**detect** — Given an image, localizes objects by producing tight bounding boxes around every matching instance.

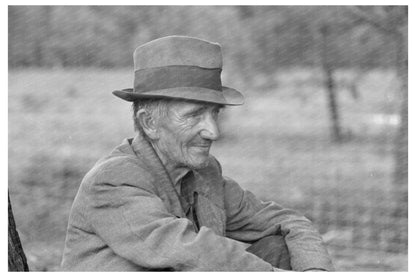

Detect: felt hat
[112,36,244,105]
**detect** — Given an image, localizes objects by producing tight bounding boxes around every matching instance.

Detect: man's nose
[200,114,220,141]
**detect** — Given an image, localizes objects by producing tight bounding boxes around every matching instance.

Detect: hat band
[134,65,222,93]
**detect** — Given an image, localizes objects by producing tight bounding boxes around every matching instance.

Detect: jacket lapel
[188,171,226,236]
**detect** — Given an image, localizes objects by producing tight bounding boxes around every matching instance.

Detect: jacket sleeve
[86,179,277,271]
[223,177,335,271]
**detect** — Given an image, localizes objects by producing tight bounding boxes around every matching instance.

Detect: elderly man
[61,36,334,271]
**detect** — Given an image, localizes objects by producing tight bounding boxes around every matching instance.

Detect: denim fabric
[61,134,334,271]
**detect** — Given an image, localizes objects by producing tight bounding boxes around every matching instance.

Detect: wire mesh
[8,5,407,271]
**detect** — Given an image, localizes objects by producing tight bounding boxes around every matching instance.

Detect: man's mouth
[194,144,210,149]
[191,143,211,151]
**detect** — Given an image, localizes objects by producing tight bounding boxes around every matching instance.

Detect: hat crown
[133,36,223,70]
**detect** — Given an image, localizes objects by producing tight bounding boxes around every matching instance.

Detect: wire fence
[303,185,407,254]
[8,5,407,271]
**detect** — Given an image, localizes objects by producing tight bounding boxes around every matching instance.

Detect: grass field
[8,68,407,271]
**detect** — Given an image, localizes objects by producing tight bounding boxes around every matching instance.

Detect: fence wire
[8,6,407,271]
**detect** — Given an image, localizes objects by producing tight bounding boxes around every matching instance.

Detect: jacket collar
[129,133,187,218]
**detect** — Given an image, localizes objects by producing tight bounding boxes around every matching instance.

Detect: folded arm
[223,177,335,271]
[87,181,277,271]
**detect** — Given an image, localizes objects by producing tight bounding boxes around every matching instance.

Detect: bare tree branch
[346,6,399,35]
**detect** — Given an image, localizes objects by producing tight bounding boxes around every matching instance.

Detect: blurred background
[8,6,408,271]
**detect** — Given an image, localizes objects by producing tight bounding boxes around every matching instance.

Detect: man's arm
[86,180,277,271]
[223,177,335,271]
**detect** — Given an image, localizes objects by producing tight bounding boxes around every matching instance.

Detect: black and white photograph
[7,4,408,272]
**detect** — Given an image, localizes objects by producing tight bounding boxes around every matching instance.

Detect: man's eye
[212,109,220,118]
[188,109,204,117]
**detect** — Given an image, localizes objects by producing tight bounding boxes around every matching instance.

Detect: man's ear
[137,109,159,140]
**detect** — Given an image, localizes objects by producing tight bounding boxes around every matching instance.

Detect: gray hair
[132,98,172,136]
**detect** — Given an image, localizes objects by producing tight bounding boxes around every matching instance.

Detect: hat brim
[112,86,244,106]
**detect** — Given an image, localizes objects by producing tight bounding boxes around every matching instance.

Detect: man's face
[154,101,222,170]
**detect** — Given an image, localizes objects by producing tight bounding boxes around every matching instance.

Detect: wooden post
[393,30,408,201]
[8,193,29,271]
[319,24,343,143]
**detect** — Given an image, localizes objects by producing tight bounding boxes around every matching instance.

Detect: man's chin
[186,156,210,170]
